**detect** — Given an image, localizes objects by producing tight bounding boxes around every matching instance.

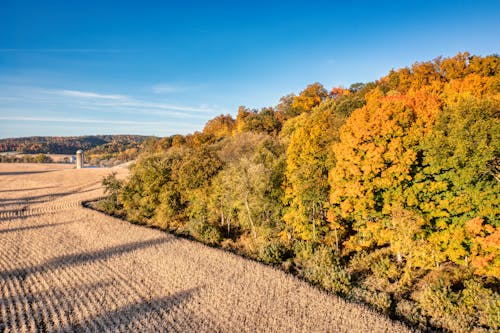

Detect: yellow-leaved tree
[283,101,346,245]
[328,88,441,251]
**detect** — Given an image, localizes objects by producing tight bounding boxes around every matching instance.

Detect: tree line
[0,135,152,166]
[99,53,499,332]
[0,135,150,155]
[0,153,53,163]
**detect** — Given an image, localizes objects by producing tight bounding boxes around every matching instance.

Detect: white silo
[76,149,84,169]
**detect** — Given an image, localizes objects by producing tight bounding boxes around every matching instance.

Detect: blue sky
[1,0,499,138]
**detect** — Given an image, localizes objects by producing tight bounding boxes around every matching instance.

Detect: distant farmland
[0,163,411,332]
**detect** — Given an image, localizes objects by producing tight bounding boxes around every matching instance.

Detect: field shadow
[0,187,100,205]
[0,279,200,332]
[66,287,200,331]
[0,280,122,331]
[0,280,114,309]
[0,186,57,193]
[0,221,72,234]
[0,211,57,222]
[0,170,57,176]
[0,237,172,280]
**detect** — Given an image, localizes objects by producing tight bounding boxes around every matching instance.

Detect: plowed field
[0,163,412,332]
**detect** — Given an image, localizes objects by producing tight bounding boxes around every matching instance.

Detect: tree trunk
[244,197,257,239]
[334,227,339,252]
[312,204,316,241]
[221,203,224,226]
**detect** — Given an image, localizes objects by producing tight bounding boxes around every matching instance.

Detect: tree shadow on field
[65,287,201,332]
[0,211,59,222]
[0,170,57,176]
[0,280,114,311]
[0,187,100,205]
[0,237,172,281]
[0,221,72,234]
[0,186,57,193]
[0,280,198,332]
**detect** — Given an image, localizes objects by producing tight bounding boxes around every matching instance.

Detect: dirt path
[0,163,412,332]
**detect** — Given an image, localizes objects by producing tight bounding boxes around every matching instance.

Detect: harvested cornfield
[0,163,413,332]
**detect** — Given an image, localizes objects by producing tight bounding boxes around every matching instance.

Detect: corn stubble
[0,163,412,332]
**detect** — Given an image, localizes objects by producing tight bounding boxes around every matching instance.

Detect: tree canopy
[99,53,500,332]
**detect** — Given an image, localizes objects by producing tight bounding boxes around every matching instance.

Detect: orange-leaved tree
[328,88,441,251]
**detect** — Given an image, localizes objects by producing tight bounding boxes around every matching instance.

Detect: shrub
[415,268,500,331]
[294,243,351,295]
[394,299,427,329]
[258,240,291,265]
[96,197,122,215]
[349,287,392,314]
[98,172,123,214]
[188,219,222,246]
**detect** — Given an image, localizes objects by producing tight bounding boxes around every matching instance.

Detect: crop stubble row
[0,163,413,332]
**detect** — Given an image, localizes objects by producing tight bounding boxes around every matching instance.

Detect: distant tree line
[0,135,151,155]
[0,153,53,163]
[0,135,153,166]
[98,53,499,332]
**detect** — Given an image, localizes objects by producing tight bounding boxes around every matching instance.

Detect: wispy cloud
[0,116,188,126]
[56,89,127,100]
[47,88,221,113]
[0,85,228,130]
[111,100,217,113]
[152,82,204,94]
[0,48,127,53]
[0,97,18,102]
[152,84,182,94]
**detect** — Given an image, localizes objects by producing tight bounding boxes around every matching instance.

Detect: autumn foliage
[101,53,500,332]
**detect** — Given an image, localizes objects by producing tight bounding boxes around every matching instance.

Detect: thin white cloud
[0,97,18,101]
[50,88,218,113]
[56,89,126,100]
[1,85,227,122]
[109,100,217,113]
[0,48,126,53]
[152,84,181,94]
[152,82,206,95]
[0,116,188,126]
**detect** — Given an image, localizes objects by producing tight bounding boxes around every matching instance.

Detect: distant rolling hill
[0,135,153,155]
